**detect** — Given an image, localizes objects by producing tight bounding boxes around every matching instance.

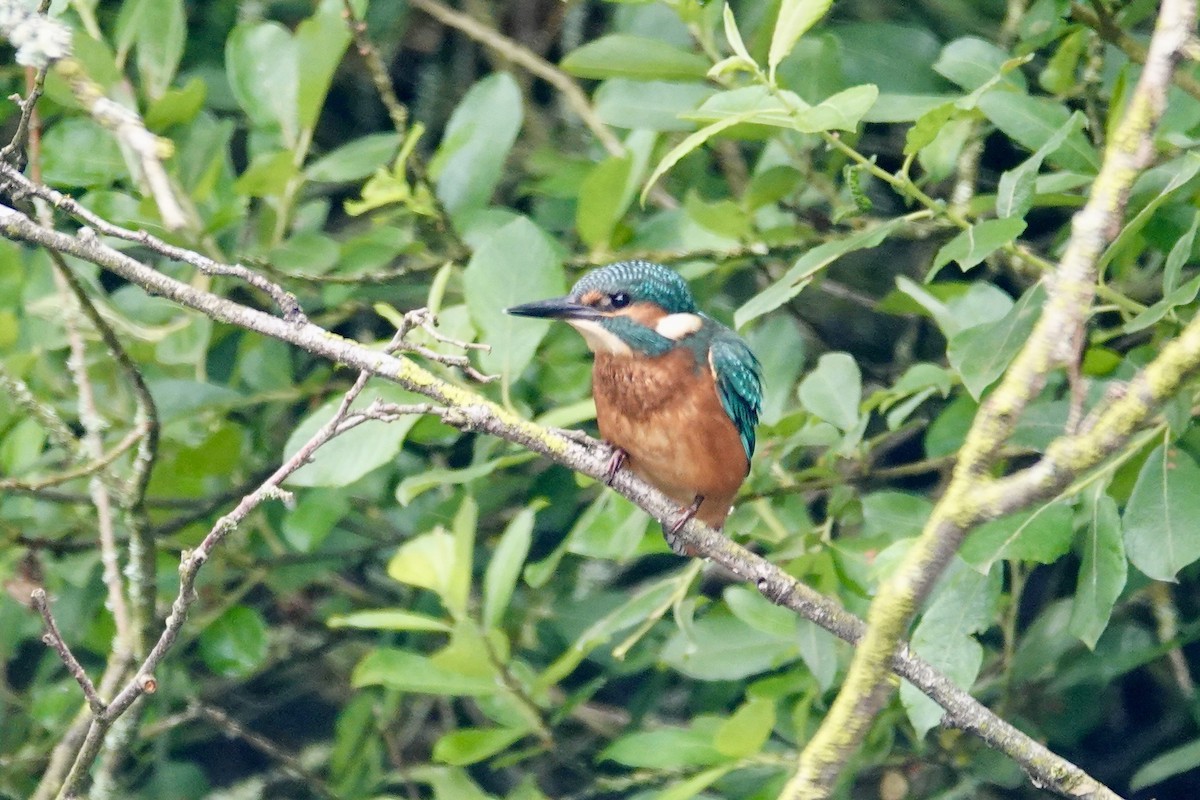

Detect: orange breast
[592,349,748,529]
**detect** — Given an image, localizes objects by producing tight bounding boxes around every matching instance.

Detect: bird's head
[506,261,703,356]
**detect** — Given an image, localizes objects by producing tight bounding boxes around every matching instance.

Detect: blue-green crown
[569,261,697,314]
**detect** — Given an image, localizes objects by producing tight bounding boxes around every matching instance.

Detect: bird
[507,260,762,541]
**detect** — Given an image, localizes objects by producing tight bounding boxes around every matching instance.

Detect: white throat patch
[655,313,703,340]
[567,319,633,356]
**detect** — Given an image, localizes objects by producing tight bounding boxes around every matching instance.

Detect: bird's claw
[603,446,627,485]
[663,495,704,557]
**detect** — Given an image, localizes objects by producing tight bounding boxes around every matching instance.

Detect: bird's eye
[610,292,630,309]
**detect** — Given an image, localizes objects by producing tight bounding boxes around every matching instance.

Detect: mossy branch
[781,1,1198,798]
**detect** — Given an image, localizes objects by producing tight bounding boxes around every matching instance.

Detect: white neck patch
[655,312,703,340]
[567,319,633,356]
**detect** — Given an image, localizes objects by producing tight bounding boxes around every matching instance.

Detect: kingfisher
[507,260,762,536]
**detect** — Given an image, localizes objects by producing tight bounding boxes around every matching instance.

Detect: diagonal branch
[781,1,1198,797]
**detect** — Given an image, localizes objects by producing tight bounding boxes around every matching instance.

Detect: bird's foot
[603,445,627,486]
[663,495,704,557]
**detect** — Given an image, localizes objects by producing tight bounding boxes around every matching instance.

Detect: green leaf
[448,497,478,621]
[1123,444,1200,582]
[465,217,562,380]
[199,605,269,678]
[861,491,932,541]
[1121,273,1200,335]
[294,9,352,133]
[601,722,726,768]
[281,489,348,552]
[1069,487,1127,649]
[1163,210,1200,294]
[433,727,528,766]
[995,112,1086,218]
[133,0,185,99]
[430,73,523,217]
[960,502,1075,573]
[653,767,737,800]
[1100,152,1200,275]
[769,0,833,81]
[798,352,862,432]
[483,508,535,629]
[327,609,453,633]
[662,613,801,681]
[307,133,402,182]
[900,559,998,737]
[561,35,709,81]
[735,216,908,327]
[933,37,1025,92]
[1131,737,1200,792]
[226,21,299,144]
[0,417,47,474]
[641,111,759,206]
[566,490,651,560]
[41,119,125,187]
[282,384,420,488]
[594,79,714,131]
[144,77,207,129]
[387,529,457,603]
[395,454,535,506]
[577,154,635,251]
[686,84,878,133]
[714,696,776,758]
[352,648,501,696]
[930,217,1026,278]
[947,284,1043,399]
[977,92,1099,173]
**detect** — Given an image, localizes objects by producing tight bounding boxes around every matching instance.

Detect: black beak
[505,297,600,321]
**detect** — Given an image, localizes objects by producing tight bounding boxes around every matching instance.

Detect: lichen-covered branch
[781,1,1197,797]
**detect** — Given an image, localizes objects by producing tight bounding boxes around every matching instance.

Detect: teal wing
[707,332,763,460]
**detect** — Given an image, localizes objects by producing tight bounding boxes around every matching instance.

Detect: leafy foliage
[4,1,1200,799]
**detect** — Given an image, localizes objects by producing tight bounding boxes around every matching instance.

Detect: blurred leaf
[41,119,124,186]
[282,489,349,552]
[1122,273,1200,334]
[996,112,1086,218]
[561,35,709,80]
[1069,487,1127,649]
[977,92,1099,173]
[948,284,1043,399]
[934,36,1025,91]
[132,0,185,99]
[1131,738,1200,792]
[396,453,535,505]
[930,218,1026,278]
[283,384,420,488]
[294,9,352,132]
[387,529,457,602]
[861,492,932,541]
[0,417,46,474]
[960,502,1074,573]
[577,154,635,251]
[328,609,453,633]
[483,508,535,629]
[736,216,908,327]
[594,80,715,131]
[662,614,800,680]
[352,648,501,695]
[601,721,726,768]
[307,133,402,182]
[433,727,529,766]
[199,605,269,678]
[226,21,299,143]
[769,0,833,80]
[431,73,523,217]
[464,216,563,380]
[901,560,998,737]
[653,766,737,800]
[1100,153,1200,275]
[714,696,776,757]
[798,352,862,432]
[1123,444,1200,582]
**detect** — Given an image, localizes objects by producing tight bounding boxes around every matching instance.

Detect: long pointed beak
[505,297,601,321]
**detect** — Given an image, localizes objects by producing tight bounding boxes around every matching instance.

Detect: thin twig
[31,589,105,715]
